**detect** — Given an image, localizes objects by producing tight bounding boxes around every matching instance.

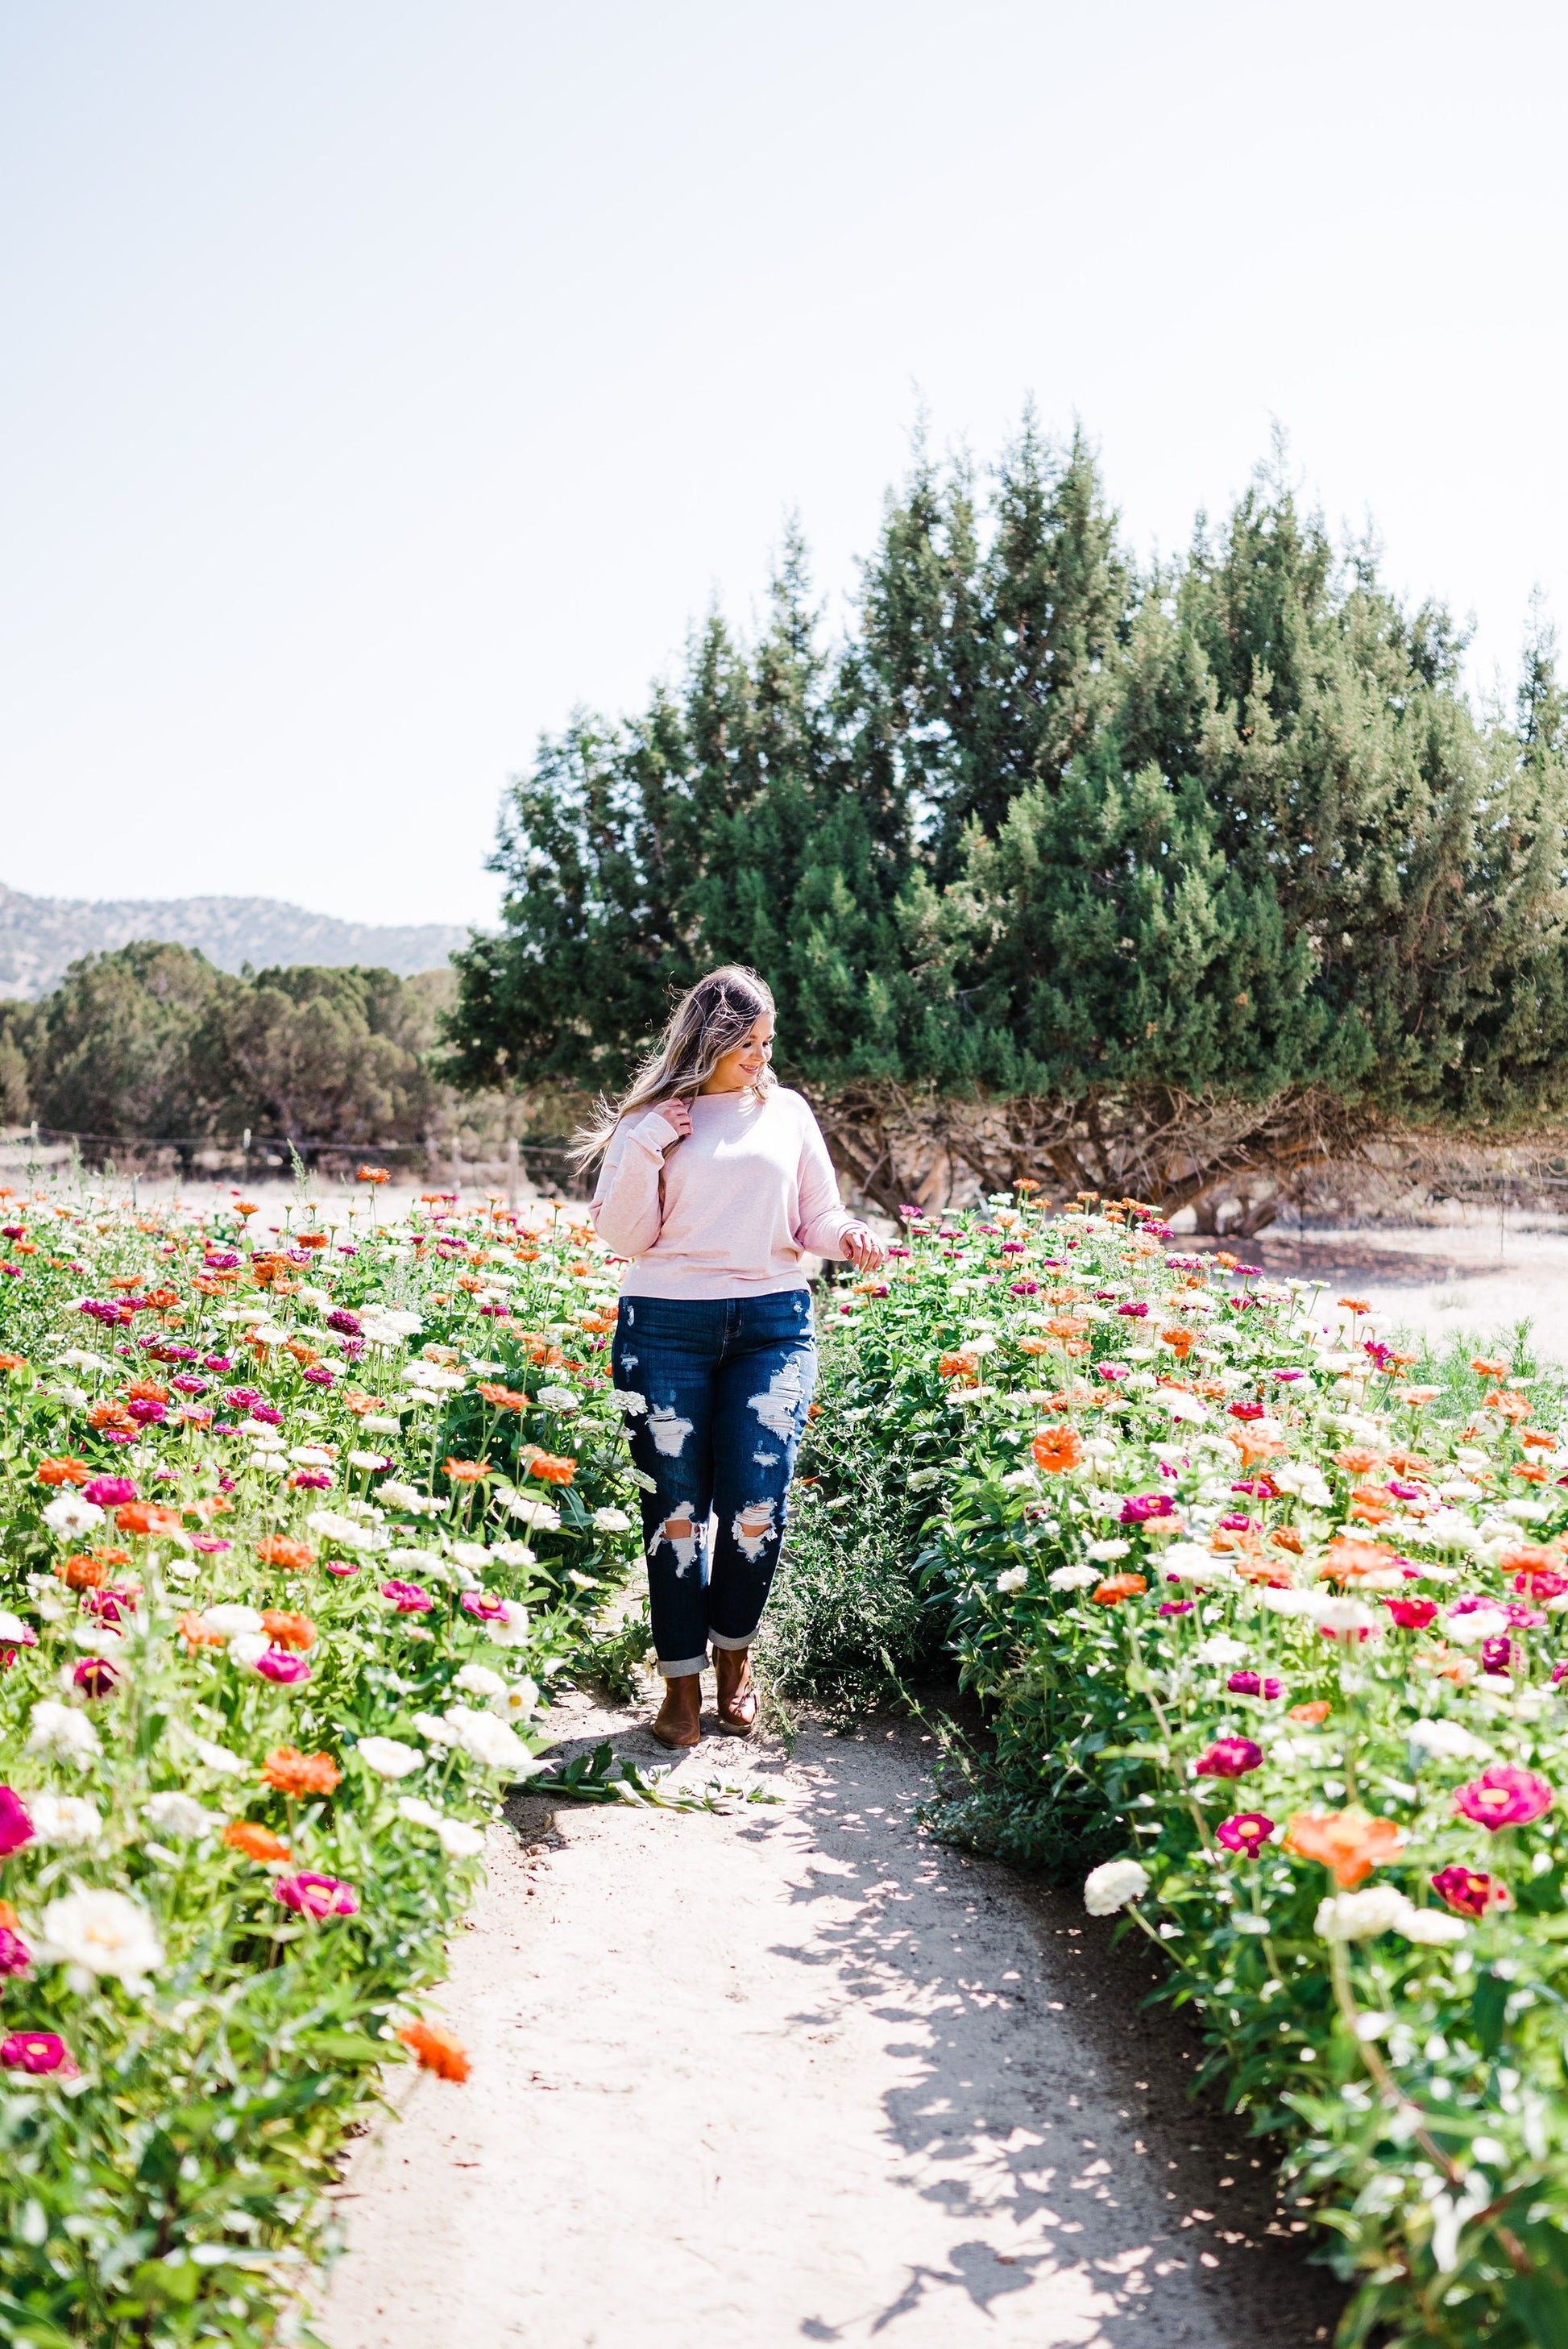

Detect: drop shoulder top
[588,1085,861,1297]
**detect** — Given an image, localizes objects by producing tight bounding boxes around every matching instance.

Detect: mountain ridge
[0,882,469,998]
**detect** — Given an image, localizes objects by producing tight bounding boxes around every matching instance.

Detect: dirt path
[317,1695,1343,2349]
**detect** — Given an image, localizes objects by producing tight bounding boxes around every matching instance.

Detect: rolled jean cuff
[657,1653,708,1679]
[707,1628,754,1651]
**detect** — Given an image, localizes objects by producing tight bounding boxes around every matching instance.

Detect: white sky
[3,1,1567,930]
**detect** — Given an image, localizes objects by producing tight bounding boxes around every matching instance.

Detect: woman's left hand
[843,1225,889,1272]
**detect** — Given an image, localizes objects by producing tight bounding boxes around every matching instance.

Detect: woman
[579,966,886,1747]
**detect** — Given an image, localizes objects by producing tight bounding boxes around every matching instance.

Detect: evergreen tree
[450,421,1568,1217]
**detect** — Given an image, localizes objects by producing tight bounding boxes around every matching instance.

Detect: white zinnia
[356,1736,424,1779]
[504,1494,561,1533]
[1084,1858,1151,1915]
[27,1791,105,1846]
[1195,1634,1249,1666]
[396,1795,445,1831]
[441,1704,541,1774]
[42,1492,104,1540]
[436,1818,487,1857]
[536,1385,580,1412]
[490,1538,537,1567]
[144,1791,224,1840]
[1400,1907,1470,1945]
[201,1604,263,1641]
[994,1566,1029,1595]
[412,1710,458,1749]
[487,1598,532,1648]
[1315,1886,1416,1942]
[39,1887,163,1985]
[454,1662,506,1699]
[592,1507,633,1534]
[228,1632,272,1670]
[376,1482,442,1516]
[190,1737,248,1776]
[26,1700,101,1765]
[1442,1606,1509,1648]
[1049,1563,1100,1592]
[1406,1716,1489,1761]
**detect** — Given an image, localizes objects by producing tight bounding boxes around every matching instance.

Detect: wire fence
[0,1123,591,1201]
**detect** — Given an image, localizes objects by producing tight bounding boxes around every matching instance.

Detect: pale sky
[3,2,1567,931]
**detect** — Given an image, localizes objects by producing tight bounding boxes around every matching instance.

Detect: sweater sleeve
[589,1111,681,1255]
[792,1100,861,1260]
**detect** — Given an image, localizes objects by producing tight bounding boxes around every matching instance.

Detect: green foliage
[23,947,450,1147]
[452,420,1568,1206]
[0,1189,637,2343]
[799,1205,1568,2344]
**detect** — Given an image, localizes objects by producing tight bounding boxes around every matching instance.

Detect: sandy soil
[1196,1217,1568,1363]
[317,1696,1346,2349]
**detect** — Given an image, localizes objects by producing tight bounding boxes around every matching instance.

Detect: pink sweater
[590,1085,861,1297]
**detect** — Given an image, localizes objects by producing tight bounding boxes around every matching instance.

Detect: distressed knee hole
[650,1507,702,1577]
[732,1500,776,1561]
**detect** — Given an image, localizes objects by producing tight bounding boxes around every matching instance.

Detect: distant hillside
[0,883,468,998]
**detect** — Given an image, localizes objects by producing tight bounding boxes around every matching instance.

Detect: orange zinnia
[259,1745,342,1797]
[1338,1297,1371,1315]
[224,1821,291,1862]
[476,1383,529,1411]
[397,2019,471,2081]
[1159,1327,1197,1359]
[1284,1807,1405,1888]
[1287,1699,1332,1724]
[255,1537,317,1571]
[179,1609,224,1650]
[525,1451,576,1486]
[260,1610,316,1652]
[1320,1537,1400,1583]
[443,1458,490,1484]
[1032,1425,1082,1474]
[57,1554,109,1591]
[36,1456,93,1488]
[1092,1573,1147,1606]
[115,1502,184,1538]
[938,1351,977,1381]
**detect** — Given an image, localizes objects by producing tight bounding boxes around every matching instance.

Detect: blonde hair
[572,965,776,1171]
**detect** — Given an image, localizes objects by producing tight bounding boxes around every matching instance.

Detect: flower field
[803,1196,1568,2348]
[0,1180,639,2344]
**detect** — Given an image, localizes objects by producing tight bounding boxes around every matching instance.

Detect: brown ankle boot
[650,1670,703,1749]
[715,1647,759,1737]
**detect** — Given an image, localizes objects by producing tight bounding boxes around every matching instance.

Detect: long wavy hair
[571,965,777,1172]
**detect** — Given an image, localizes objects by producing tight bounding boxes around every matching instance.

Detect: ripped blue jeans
[611,1289,817,1677]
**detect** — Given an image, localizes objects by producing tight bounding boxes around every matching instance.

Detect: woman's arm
[589,1109,686,1255]
[793,1105,886,1267]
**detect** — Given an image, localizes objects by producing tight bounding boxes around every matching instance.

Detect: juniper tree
[449,425,1568,1218]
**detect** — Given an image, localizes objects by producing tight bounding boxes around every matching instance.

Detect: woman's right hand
[636,1098,692,1151]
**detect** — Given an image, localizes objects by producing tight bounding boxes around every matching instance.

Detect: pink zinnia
[460,1592,506,1622]
[1226,1671,1284,1699]
[81,1475,138,1507]
[73,1656,121,1699]
[381,1579,433,1613]
[1432,1864,1510,1918]
[1453,1765,1554,1831]
[274,1872,359,1919]
[1384,1597,1437,1630]
[254,1648,312,1685]
[1,2030,73,2074]
[0,1927,30,1976]
[0,1787,34,1857]
[1216,1812,1275,1857]
[1196,1737,1263,1779]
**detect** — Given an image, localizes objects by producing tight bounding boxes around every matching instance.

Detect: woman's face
[702,1011,774,1094]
